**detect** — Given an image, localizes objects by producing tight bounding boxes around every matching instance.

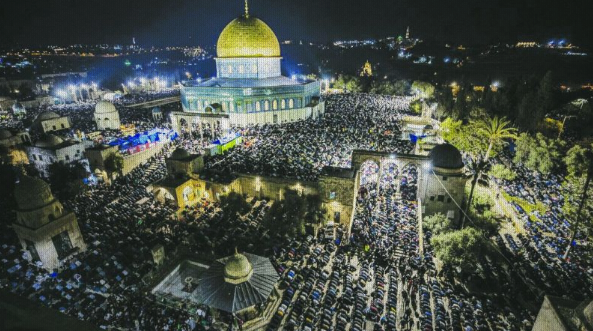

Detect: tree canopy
[431,227,491,274]
[513,133,566,175]
[423,213,453,236]
[104,153,124,174]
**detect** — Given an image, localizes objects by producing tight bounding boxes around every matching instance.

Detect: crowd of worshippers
[265,162,533,331]
[0,95,180,150]
[0,147,217,330]
[1,91,586,330]
[490,150,593,302]
[203,94,415,181]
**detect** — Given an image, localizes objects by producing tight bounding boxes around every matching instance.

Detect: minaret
[406,26,410,40]
[245,0,249,18]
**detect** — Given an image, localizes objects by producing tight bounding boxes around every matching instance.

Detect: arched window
[222,102,228,112]
[264,100,270,111]
[252,64,257,73]
[239,65,245,74]
[289,99,294,109]
[227,65,233,74]
[255,101,261,112]
[272,99,278,110]
[230,102,235,112]
[281,99,286,109]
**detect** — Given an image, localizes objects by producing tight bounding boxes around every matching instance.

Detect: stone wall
[13,212,86,270]
[121,142,167,175]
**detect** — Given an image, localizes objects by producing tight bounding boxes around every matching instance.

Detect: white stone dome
[95,101,117,115]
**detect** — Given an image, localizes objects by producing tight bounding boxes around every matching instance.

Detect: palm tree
[461,155,489,229]
[563,150,593,260]
[476,116,518,162]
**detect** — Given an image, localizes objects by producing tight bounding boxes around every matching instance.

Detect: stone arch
[359,159,380,187]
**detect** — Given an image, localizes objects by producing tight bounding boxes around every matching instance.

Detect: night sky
[1,0,592,48]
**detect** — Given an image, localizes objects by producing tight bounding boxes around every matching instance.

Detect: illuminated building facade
[173,1,324,131]
[360,60,373,77]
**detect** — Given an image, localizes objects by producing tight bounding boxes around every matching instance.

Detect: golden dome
[223,251,253,284]
[217,15,281,58]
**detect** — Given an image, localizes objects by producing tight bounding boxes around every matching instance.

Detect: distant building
[0,129,31,165]
[26,134,86,177]
[0,129,30,149]
[32,111,71,134]
[533,295,593,331]
[360,60,373,77]
[12,175,86,270]
[94,101,121,130]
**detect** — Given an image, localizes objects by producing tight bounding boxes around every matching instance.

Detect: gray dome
[95,101,117,115]
[35,134,64,148]
[152,107,162,114]
[170,148,190,160]
[15,175,54,210]
[429,143,463,169]
[36,111,60,121]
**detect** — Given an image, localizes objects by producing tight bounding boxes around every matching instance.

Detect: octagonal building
[173,1,324,131]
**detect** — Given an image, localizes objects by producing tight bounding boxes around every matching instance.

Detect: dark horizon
[1,0,593,49]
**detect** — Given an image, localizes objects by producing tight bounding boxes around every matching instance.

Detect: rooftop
[182,76,315,88]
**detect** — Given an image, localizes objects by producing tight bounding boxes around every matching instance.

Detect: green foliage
[262,190,322,238]
[469,210,500,237]
[561,145,593,229]
[513,133,566,175]
[219,192,251,217]
[489,164,517,181]
[48,161,88,200]
[410,100,422,114]
[564,144,593,178]
[470,187,495,212]
[411,81,435,99]
[369,79,410,96]
[475,116,517,161]
[423,213,453,235]
[431,227,490,273]
[104,153,124,174]
[501,191,547,221]
[334,75,363,93]
[440,118,487,155]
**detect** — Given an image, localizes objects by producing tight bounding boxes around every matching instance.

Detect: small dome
[429,143,463,169]
[35,134,64,148]
[0,129,13,139]
[217,16,281,58]
[95,101,117,115]
[36,111,60,121]
[224,252,253,283]
[170,148,191,160]
[14,175,55,210]
[152,107,162,114]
